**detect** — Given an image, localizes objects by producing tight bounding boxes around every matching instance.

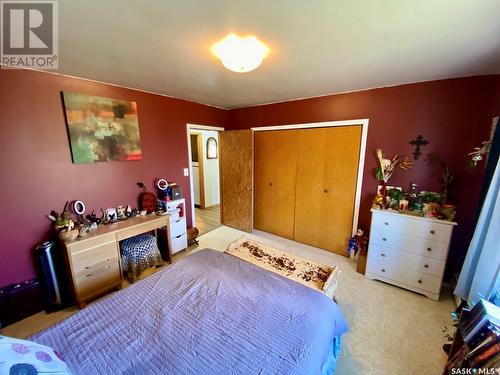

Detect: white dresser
[365,209,457,300]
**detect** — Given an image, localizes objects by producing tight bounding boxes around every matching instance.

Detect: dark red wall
[228,75,500,277]
[0,69,228,287]
[1,70,497,288]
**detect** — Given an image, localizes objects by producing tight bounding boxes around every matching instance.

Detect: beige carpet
[2,226,455,374]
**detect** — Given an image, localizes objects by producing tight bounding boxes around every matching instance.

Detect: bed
[30,249,348,374]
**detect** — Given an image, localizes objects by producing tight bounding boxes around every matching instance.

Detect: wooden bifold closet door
[254,125,362,255]
[254,130,298,239]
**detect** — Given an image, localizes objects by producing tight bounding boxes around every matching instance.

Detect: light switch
[183,168,189,176]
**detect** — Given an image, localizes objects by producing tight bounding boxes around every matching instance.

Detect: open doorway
[188,125,222,235]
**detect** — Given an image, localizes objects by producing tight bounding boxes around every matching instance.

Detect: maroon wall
[0,69,228,287]
[228,75,500,277]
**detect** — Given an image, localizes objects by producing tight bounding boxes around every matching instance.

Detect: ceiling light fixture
[211,33,269,73]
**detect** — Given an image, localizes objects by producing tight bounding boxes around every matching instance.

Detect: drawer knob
[424,264,429,268]
[418,279,423,284]
[382,237,387,241]
[430,230,435,235]
[380,253,386,257]
[381,268,386,273]
[269,182,273,186]
[384,222,389,226]
[427,247,432,252]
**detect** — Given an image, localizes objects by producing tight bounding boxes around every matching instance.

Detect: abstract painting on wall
[62,92,142,163]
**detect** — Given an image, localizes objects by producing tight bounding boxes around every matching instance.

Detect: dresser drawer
[75,261,121,301]
[71,241,119,273]
[372,212,453,242]
[169,233,187,254]
[368,245,445,277]
[371,228,448,260]
[168,217,186,238]
[367,260,442,294]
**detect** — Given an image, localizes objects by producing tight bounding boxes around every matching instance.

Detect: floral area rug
[225,237,339,299]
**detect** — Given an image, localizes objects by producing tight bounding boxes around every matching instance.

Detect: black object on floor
[34,241,71,312]
[0,279,43,328]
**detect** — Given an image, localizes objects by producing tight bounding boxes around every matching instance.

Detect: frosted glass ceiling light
[211,34,269,73]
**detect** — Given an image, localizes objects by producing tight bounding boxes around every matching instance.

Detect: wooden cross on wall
[409,134,429,160]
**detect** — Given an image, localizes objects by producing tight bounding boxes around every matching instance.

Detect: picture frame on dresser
[365,208,457,300]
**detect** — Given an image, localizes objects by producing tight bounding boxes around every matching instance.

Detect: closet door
[254,130,298,239]
[294,126,362,254]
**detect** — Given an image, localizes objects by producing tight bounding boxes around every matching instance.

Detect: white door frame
[186,123,225,227]
[252,119,369,236]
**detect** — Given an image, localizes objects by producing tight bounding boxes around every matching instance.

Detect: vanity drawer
[66,233,116,255]
[368,245,445,277]
[367,260,441,294]
[75,261,121,301]
[370,228,448,260]
[372,212,453,242]
[168,217,186,238]
[71,241,119,272]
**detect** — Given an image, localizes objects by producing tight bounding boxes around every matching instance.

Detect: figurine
[78,224,91,238]
[347,229,368,259]
[86,210,103,225]
[371,195,385,209]
[116,205,126,220]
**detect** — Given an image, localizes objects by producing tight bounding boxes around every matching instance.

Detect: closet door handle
[424,264,429,268]
[418,279,423,284]
[427,247,432,252]
[430,230,435,235]
[384,222,389,226]
[323,189,328,193]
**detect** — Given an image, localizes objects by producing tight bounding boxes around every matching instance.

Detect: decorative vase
[59,229,79,242]
[379,180,388,208]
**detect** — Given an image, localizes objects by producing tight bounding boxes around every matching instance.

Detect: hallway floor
[195,204,221,235]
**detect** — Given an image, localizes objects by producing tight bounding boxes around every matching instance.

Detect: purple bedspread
[31,249,348,374]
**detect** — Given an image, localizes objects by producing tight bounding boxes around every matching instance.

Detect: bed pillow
[0,335,71,374]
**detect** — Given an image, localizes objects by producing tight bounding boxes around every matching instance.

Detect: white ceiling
[58,0,500,109]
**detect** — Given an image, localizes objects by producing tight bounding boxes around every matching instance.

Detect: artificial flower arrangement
[374,148,413,184]
[371,148,456,222]
[372,149,413,208]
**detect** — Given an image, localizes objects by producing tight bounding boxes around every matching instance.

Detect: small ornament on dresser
[86,210,103,225]
[116,205,126,220]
